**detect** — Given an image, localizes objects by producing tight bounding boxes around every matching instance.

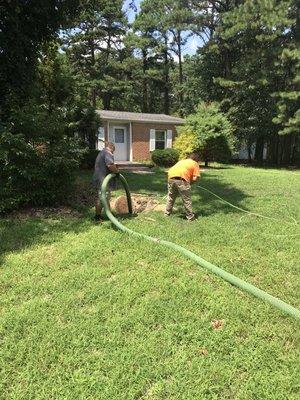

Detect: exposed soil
[112,195,163,214]
[4,181,165,220]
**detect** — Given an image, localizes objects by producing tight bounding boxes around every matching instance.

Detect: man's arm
[107,163,119,174]
[191,164,200,183]
[104,151,119,174]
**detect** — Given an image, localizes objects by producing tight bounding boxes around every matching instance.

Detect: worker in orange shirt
[165,152,200,221]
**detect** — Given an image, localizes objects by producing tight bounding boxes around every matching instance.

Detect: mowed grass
[0,166,299,400]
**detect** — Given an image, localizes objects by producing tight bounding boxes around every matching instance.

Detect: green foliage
[64,0,128,109]
[0,0,80,120]
[194,0,298,163]
[175,103,235,165]
[0,130,84,213]
[173,127,196,159]
[80,149,100,169]
[273,47,300,135]
[136,0,197,115]
[151,148,179,167]
[71,107,101,149]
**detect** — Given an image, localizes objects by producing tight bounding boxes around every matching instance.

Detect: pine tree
[64,0,128,109]
[198,0,297,164]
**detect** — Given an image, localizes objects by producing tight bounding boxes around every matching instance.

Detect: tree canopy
[0,0,299,168]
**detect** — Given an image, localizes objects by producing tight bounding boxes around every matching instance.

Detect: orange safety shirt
[168,159,200,183]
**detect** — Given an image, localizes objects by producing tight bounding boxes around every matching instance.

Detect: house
[96,110,185,162]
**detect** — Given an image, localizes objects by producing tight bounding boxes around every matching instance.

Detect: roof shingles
[97,110,184,124]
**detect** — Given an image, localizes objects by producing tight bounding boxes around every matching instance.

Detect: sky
[123,0,202,57]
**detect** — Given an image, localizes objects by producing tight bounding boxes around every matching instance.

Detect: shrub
[80,149,100,169]
[173,127,197,159]
[151,148,179,167]
[0,130,84,213]
[174,103,235,166]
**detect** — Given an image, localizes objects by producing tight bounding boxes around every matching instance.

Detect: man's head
[188,152,200,162]
[106,142,115,153]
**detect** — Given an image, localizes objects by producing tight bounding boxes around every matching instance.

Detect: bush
[151,148,179,167]
[80,149,100,169]
[174,103,235,166]
[173,127,196,159]
[0,130,84,213]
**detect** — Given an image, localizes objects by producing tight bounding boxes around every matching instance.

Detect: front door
[112,127,127,161]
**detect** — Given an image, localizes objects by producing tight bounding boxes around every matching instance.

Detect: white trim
[129,122,133,161]
[150,129,156,151]
[97,127,105,150]
[166,129,172,148]
[107,121,110,142]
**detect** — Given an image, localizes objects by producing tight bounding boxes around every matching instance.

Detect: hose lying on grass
[197,185,298,225]
[101,173,300,322]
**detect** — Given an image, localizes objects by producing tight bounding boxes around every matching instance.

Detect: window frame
[155,129,166,150]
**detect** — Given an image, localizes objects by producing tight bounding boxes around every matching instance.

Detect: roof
[97,110,185,125]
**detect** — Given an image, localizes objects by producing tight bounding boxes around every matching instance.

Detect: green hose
[197,185,299,225]
[101,173,300,322]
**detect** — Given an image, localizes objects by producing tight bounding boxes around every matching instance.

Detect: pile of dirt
[112,195,163,214]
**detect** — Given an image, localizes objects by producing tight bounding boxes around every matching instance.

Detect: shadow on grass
[122,170,251,217]
[0,168,249,263]
[0,213,93,265]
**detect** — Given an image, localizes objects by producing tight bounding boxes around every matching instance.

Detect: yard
[0,166,299,399]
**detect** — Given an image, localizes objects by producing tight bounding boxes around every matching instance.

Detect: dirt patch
[72,181,96,207]
[112,195,163,214]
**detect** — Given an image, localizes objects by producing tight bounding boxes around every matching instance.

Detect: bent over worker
[165,152,200,221]
[92,142,119,221]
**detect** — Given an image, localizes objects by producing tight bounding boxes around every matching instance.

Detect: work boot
[187,214,196,221]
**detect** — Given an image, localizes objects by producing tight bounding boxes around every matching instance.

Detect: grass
[0,165,299,399]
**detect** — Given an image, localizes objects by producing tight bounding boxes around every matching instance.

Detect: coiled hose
[101,173,300,322]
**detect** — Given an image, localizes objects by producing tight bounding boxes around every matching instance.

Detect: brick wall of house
[132,123,178,161]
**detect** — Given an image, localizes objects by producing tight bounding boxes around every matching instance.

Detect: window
[155,130,166,150]
[115,128,125,143]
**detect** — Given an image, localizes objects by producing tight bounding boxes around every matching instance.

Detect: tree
[0,0,80,121]
[133,0,174,114]
[64,0,128,109]
[196,0,298,164]
[174,103,235,166]
[273,0,300,140]
[136,0,197,116]
[10,42,76,143]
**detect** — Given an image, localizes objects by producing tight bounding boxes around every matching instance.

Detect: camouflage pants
[165,179,194,220]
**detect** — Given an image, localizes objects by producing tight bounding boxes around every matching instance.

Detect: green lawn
[0,166,299,400]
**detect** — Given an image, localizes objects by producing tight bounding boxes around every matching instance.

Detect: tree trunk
[142,49,148,113]
[281,134,293,165]
[103,95,111,110]
[247,143,252,163]
[163,35,170,115]
[177,31,184,117]
[90,39,96,108]
[267,134,279,165]
[254,136,264,163]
